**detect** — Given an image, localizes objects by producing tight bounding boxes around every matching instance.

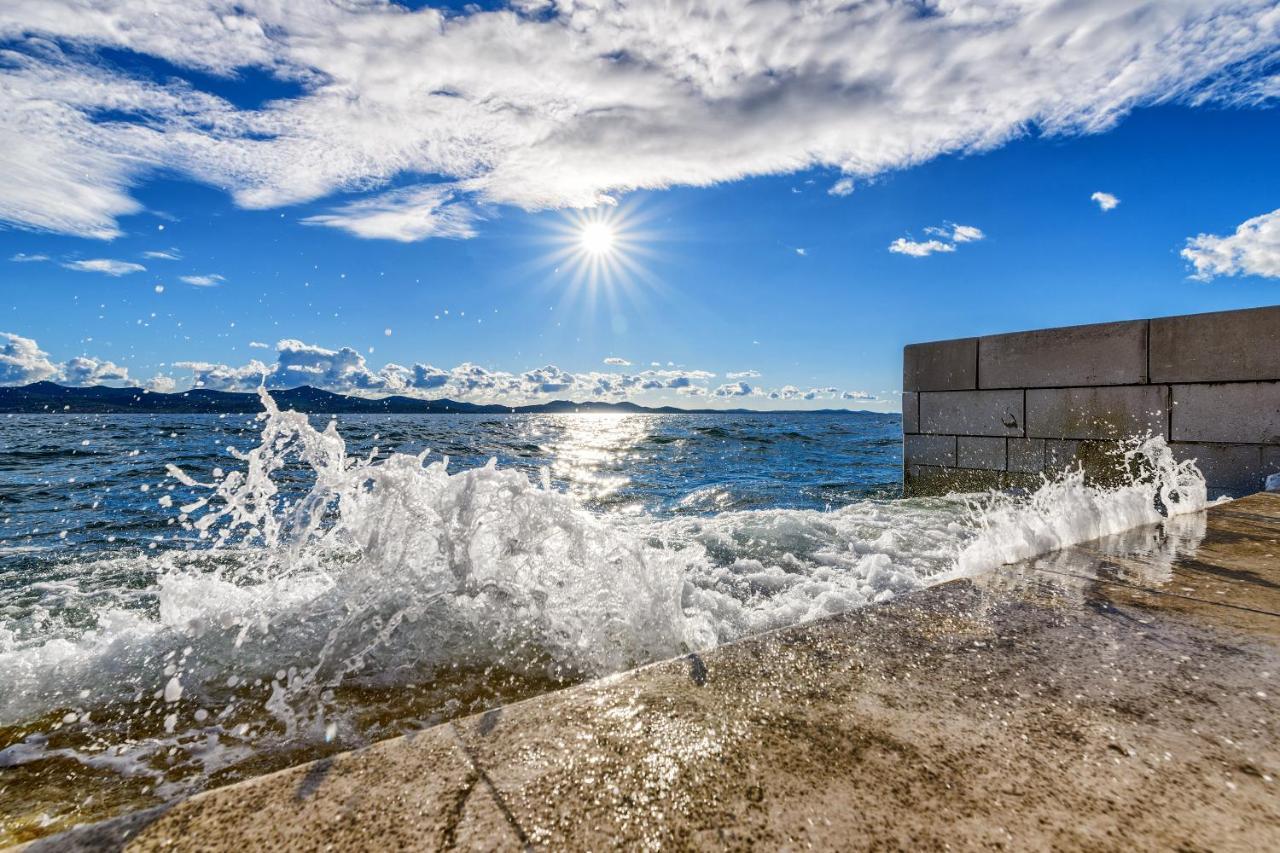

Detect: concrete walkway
[21,493,1280,851]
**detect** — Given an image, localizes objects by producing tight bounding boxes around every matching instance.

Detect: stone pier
[903,305,1280,497]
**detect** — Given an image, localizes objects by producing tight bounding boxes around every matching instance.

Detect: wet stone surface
[13,494,1280,851]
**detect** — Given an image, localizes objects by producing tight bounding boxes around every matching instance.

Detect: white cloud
[146,374,177,393]
[0,2,1275,240]
[828,177,855,197]
[842,390,874,401]
[726,370,760,380]
[713,381,756,397]
[889,238,956,258]
[248,340,270,349]
[61,355,129,387]
[0,332,57,384]
[9,252,48,262]
[893,222,984,257]
[62,258,146,276]
[1091,191,1120,212]
[603,356,631,366]
[180,273,224,287]
[142,249,182,260]
[302,186,478,242]
[795,247,807,256]
[1181,208,1280,281]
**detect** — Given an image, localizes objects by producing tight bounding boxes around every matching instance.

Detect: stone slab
[1026,385,1168,440]
[902,338,976,392]
[1006,437,1046,474]
[919,389,1024,437]
[903,433,955,467]
[25,495,1280,851]
[1171,382,1280,444]
[902,391,919,433]
[1150,305,1280,383]
[1170,442,1268,497]
[957,435,1006,471]
[978,319,1148,389]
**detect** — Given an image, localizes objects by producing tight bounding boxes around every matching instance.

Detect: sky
[1,1,1279,411]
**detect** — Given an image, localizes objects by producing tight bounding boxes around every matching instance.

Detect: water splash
[0,393,1209,839]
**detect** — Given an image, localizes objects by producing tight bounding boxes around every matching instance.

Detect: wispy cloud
[9,253,48,263]
[889,238,956,258]
[1091,191,1121,212]
[827,178,855,197]
[302,186,478,242]
[892,223,984,257]
[180,273,225,287]
[62,258,146,276]
[603,357,631,366]
[142,249,182,260]
[0,2,1275,240]
[1181,208,1280,281]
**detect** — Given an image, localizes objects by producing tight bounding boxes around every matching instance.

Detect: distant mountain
[0,382,880,416]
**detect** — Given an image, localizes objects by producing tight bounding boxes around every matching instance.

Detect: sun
[580,221,616,256]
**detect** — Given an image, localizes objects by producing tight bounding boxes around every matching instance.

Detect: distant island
[0,382,878,416]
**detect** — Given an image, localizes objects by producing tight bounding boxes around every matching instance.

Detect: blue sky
[1,2,1278,410]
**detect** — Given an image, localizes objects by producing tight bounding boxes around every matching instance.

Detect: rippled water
[0,400,1208,843]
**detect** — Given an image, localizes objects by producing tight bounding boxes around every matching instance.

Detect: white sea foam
[0,391,1208,762]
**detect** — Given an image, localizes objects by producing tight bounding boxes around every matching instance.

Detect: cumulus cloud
[62,258,146,276]
[61,355,130,386]
[892,222,984,257]
[1091,191,1121,212]
[1181,208,1280,280]
[248,340,270,349]
[146,374,177,393]
[889,238,956,258]
[713,381,756,397]
[726,370,761,379]
[603,357,631,366]
[10,252,48,262]
[180,273,224,287]
[0,332,58,384]
[0,2,1276,240]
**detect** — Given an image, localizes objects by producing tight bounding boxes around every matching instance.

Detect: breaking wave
[0,390,1208,830]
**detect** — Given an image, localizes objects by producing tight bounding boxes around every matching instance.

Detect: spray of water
[0,390,1209,834]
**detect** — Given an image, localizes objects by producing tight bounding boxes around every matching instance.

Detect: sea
[0,393,1209,842]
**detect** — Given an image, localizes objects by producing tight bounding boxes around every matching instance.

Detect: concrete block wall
[902,305,1280,497]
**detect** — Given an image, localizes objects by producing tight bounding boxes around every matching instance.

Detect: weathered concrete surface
[903,338,977,392]
[979,319,1148,389]
[919,389,1024,436]
[957,435,1006,471]
[902,391,920,434]
[1006,437,1046,473]
[1150,305,1280,383]
[903,433,956,467]
[20,493,1280,852]
[1026,385,1168,440]
[1172,382,1280,444]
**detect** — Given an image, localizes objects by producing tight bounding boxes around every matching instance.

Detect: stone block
[903,338,977,392]
[1026,385,1168,440]
[902,391,919,433]
[958,436,1006,471]
[1150,305,1280,383]
[904,434,956,467]
[978,319,1148,389]
[1171,382,1280,444]
[1045,439,1132,485]
[1170,443,1267,497]
[1007,438,1046,473]
[919,389,1024,437]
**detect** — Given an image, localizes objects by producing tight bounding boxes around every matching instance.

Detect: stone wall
[902,305,1280,497]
